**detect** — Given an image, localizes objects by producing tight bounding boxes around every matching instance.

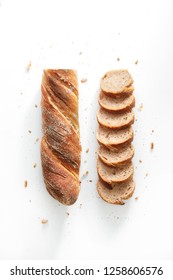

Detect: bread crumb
[79,51,83,55]
[26,61,32,72]
[85,171,89,175]
[35,138,39,142]
[86,148,89,153]
[66,212,70,216]
[81,78,87,83]
[117,57,120,61]
[35,104,38,108]
[152,130,154,133]
[79,204,82,208]
[28,130,32,134]
[138,103,143,111]
[41,219,48,224]
[135,196,138,200]
[89,180,92,182]
[24,180,28,188]
[33,163,37,168]
[150,142,154,150]
[145,173,148,177]
[84,160,87,163]
[135,59,138,65]
[139,160,142,163]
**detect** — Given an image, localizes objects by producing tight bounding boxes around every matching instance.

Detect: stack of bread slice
[97,69,135,205]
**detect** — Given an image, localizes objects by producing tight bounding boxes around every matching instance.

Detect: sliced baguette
[98,144,134,166]
[97,107,134,129]
[97,177,135,205]
[97,157,133,184]
[100,69,134,97]
[99,90,135,112]
[97,126,133,149]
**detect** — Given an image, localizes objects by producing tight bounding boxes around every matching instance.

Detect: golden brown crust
[41,139,79,205]
[41,69,81,205]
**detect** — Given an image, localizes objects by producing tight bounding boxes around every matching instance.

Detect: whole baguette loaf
[41,69,81,205]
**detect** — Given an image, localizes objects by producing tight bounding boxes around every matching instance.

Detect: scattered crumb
[138,103,143,111]
[79,51,82,55]
[150,142,154,150]
[85,171,89,175]
[26,61,32,72]
[145,173,148,177]
[28,130,32,134]
[33,163,37,168]
[35,138,39,142]
[29,200,31,203]
[35,104,38,108]
[139,160,142,163]
[135,196,138,200]
[86,148,89,153]
[41,219,48,224]
[79,204,82,208]
[117,217,119,219]
[81,78,87,83]
[89,180,92,182]
[66,212,70,216]
[117,57,120,61]
[152,130,154,133]
[24,180,28,188]
[84,160,87,163]
[21,92,23,95]
[135,59,138,65]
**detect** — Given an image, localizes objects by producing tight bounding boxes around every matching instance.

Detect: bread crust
[41,69,81,205]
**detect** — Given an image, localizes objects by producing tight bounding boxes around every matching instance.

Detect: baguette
[41,69,81,205]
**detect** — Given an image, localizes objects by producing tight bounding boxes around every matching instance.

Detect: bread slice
[99,90,135,112]
[100,69,134,96]
[97,107,134,129]
[97,177,135,205]
[97,126,133,149]
[97,157,133,183]
[98,144,134,166]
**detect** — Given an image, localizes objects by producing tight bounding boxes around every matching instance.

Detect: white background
[0,0,173,260]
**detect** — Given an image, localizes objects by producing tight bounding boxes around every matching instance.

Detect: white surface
[0,0,173,260]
